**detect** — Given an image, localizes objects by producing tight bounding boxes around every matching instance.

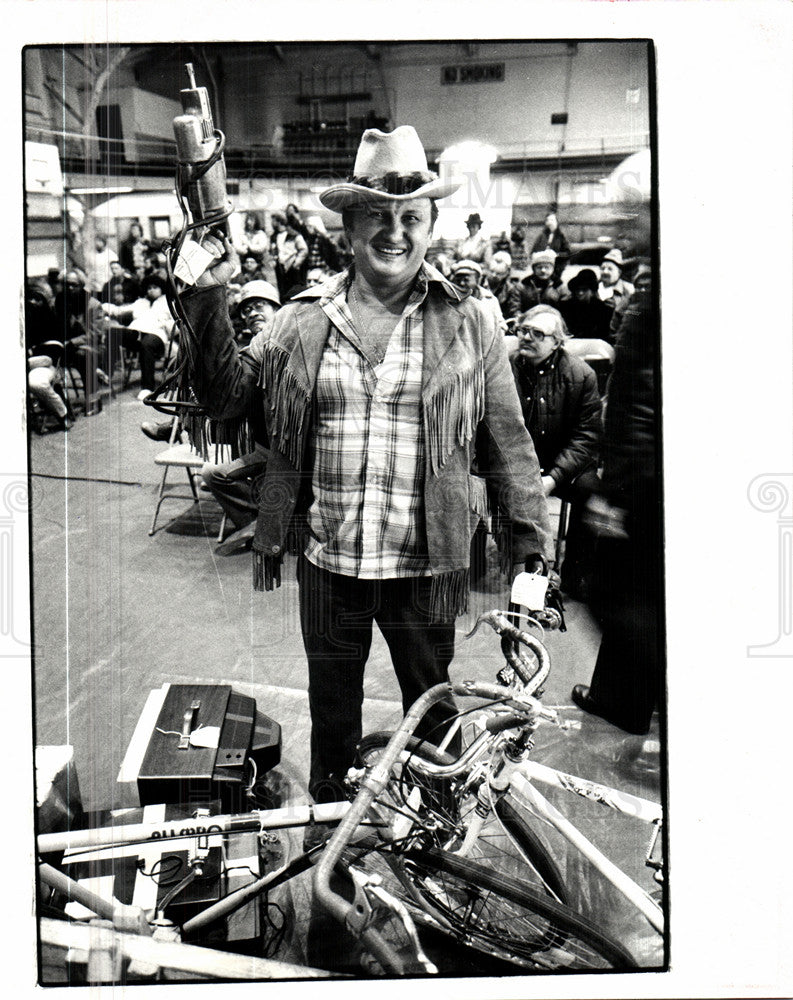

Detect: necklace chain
[349,281,390,365]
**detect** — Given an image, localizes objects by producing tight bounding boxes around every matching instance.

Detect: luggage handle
[178,700,201,749]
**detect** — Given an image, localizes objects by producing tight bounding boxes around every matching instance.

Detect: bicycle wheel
[356,731,567,903]
[379,846,635,972]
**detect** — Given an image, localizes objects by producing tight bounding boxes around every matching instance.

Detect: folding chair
[148,419,228,539]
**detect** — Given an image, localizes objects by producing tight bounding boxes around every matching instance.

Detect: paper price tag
[510,571,549,610]
[189,725,220,749]
[173,239,217,285]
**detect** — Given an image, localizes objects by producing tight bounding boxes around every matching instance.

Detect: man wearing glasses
[509,305,602,600]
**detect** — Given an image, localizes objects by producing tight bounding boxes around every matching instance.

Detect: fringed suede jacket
[182,265,553,621]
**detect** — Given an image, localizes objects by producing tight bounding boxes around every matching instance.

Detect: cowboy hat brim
[319,176,461,213]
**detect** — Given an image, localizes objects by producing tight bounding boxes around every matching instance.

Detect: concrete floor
[30,373,665,978]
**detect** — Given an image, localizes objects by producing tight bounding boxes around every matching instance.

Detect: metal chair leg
[149,464,172,536]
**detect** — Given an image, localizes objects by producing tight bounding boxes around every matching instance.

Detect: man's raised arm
[178,234,259,421]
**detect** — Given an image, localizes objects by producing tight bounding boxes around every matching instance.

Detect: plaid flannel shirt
[303,270,431,578]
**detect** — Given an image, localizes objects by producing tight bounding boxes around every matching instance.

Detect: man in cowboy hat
[559,267,614,342]
[597,247,635,312]
[178,125,552,805]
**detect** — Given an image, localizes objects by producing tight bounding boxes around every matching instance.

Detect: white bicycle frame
[383,732,664,935]
[507,759,662,933]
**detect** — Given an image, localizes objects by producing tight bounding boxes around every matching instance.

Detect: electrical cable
[142,128,232,420]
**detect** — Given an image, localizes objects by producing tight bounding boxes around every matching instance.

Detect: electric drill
[172,62,231,237]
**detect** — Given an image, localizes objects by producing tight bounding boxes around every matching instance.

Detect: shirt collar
[313,260,463,310]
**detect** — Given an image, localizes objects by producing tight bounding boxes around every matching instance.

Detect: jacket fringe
[492,515,515,578]
[424,362,485,475]
[429,567,470,622]
[252,549,282,592]
[260,342,311,469]
[182,413,255,462]
[171,366,255,461]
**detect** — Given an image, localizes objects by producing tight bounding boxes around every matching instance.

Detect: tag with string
[188,725,220,749]
[173,239,218,284]
[510,571,549,610]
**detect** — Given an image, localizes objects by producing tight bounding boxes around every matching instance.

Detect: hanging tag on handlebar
[511,571,549,610]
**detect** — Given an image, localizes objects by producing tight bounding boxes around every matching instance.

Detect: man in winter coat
[518,249,570,312]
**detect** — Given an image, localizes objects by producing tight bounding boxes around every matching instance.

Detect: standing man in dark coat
[571,274,662,734]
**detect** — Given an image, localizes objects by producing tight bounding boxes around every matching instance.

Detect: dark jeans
[133,331,165,391]
[553,467,601,592]
[201,445,269,530]
[297,555,459,802]
[107,327,165,391]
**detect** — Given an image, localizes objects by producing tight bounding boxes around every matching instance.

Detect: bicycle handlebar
[466,609,552,694]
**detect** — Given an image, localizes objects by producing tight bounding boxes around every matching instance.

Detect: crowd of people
[27,125,659,757]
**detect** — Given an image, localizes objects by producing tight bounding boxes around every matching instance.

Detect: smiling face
[345,197,434,293]
[240,298,276,334]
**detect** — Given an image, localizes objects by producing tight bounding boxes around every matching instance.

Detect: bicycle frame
[507,763,663,933]
[315,670,664,973]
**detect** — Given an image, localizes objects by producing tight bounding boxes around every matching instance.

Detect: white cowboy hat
[319,126,461,213]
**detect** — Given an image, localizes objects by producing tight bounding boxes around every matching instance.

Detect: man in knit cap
[518,248,570,311]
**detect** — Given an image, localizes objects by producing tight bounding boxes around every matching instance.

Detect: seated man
[597,248,634,312]
[53,269,107,412]
[100,260,139,304]
[517,249,569,311]
[231,252,267,286]
[559,269,615,343]
[102,274,174,399]
[199,279,281,553]
[449,259,506,333]
[509,304,602,593]
[28,356,71,432]
[485,250,521,321]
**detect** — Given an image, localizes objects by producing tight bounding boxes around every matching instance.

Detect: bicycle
[36,613,663,980]
[314,606,665,975]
